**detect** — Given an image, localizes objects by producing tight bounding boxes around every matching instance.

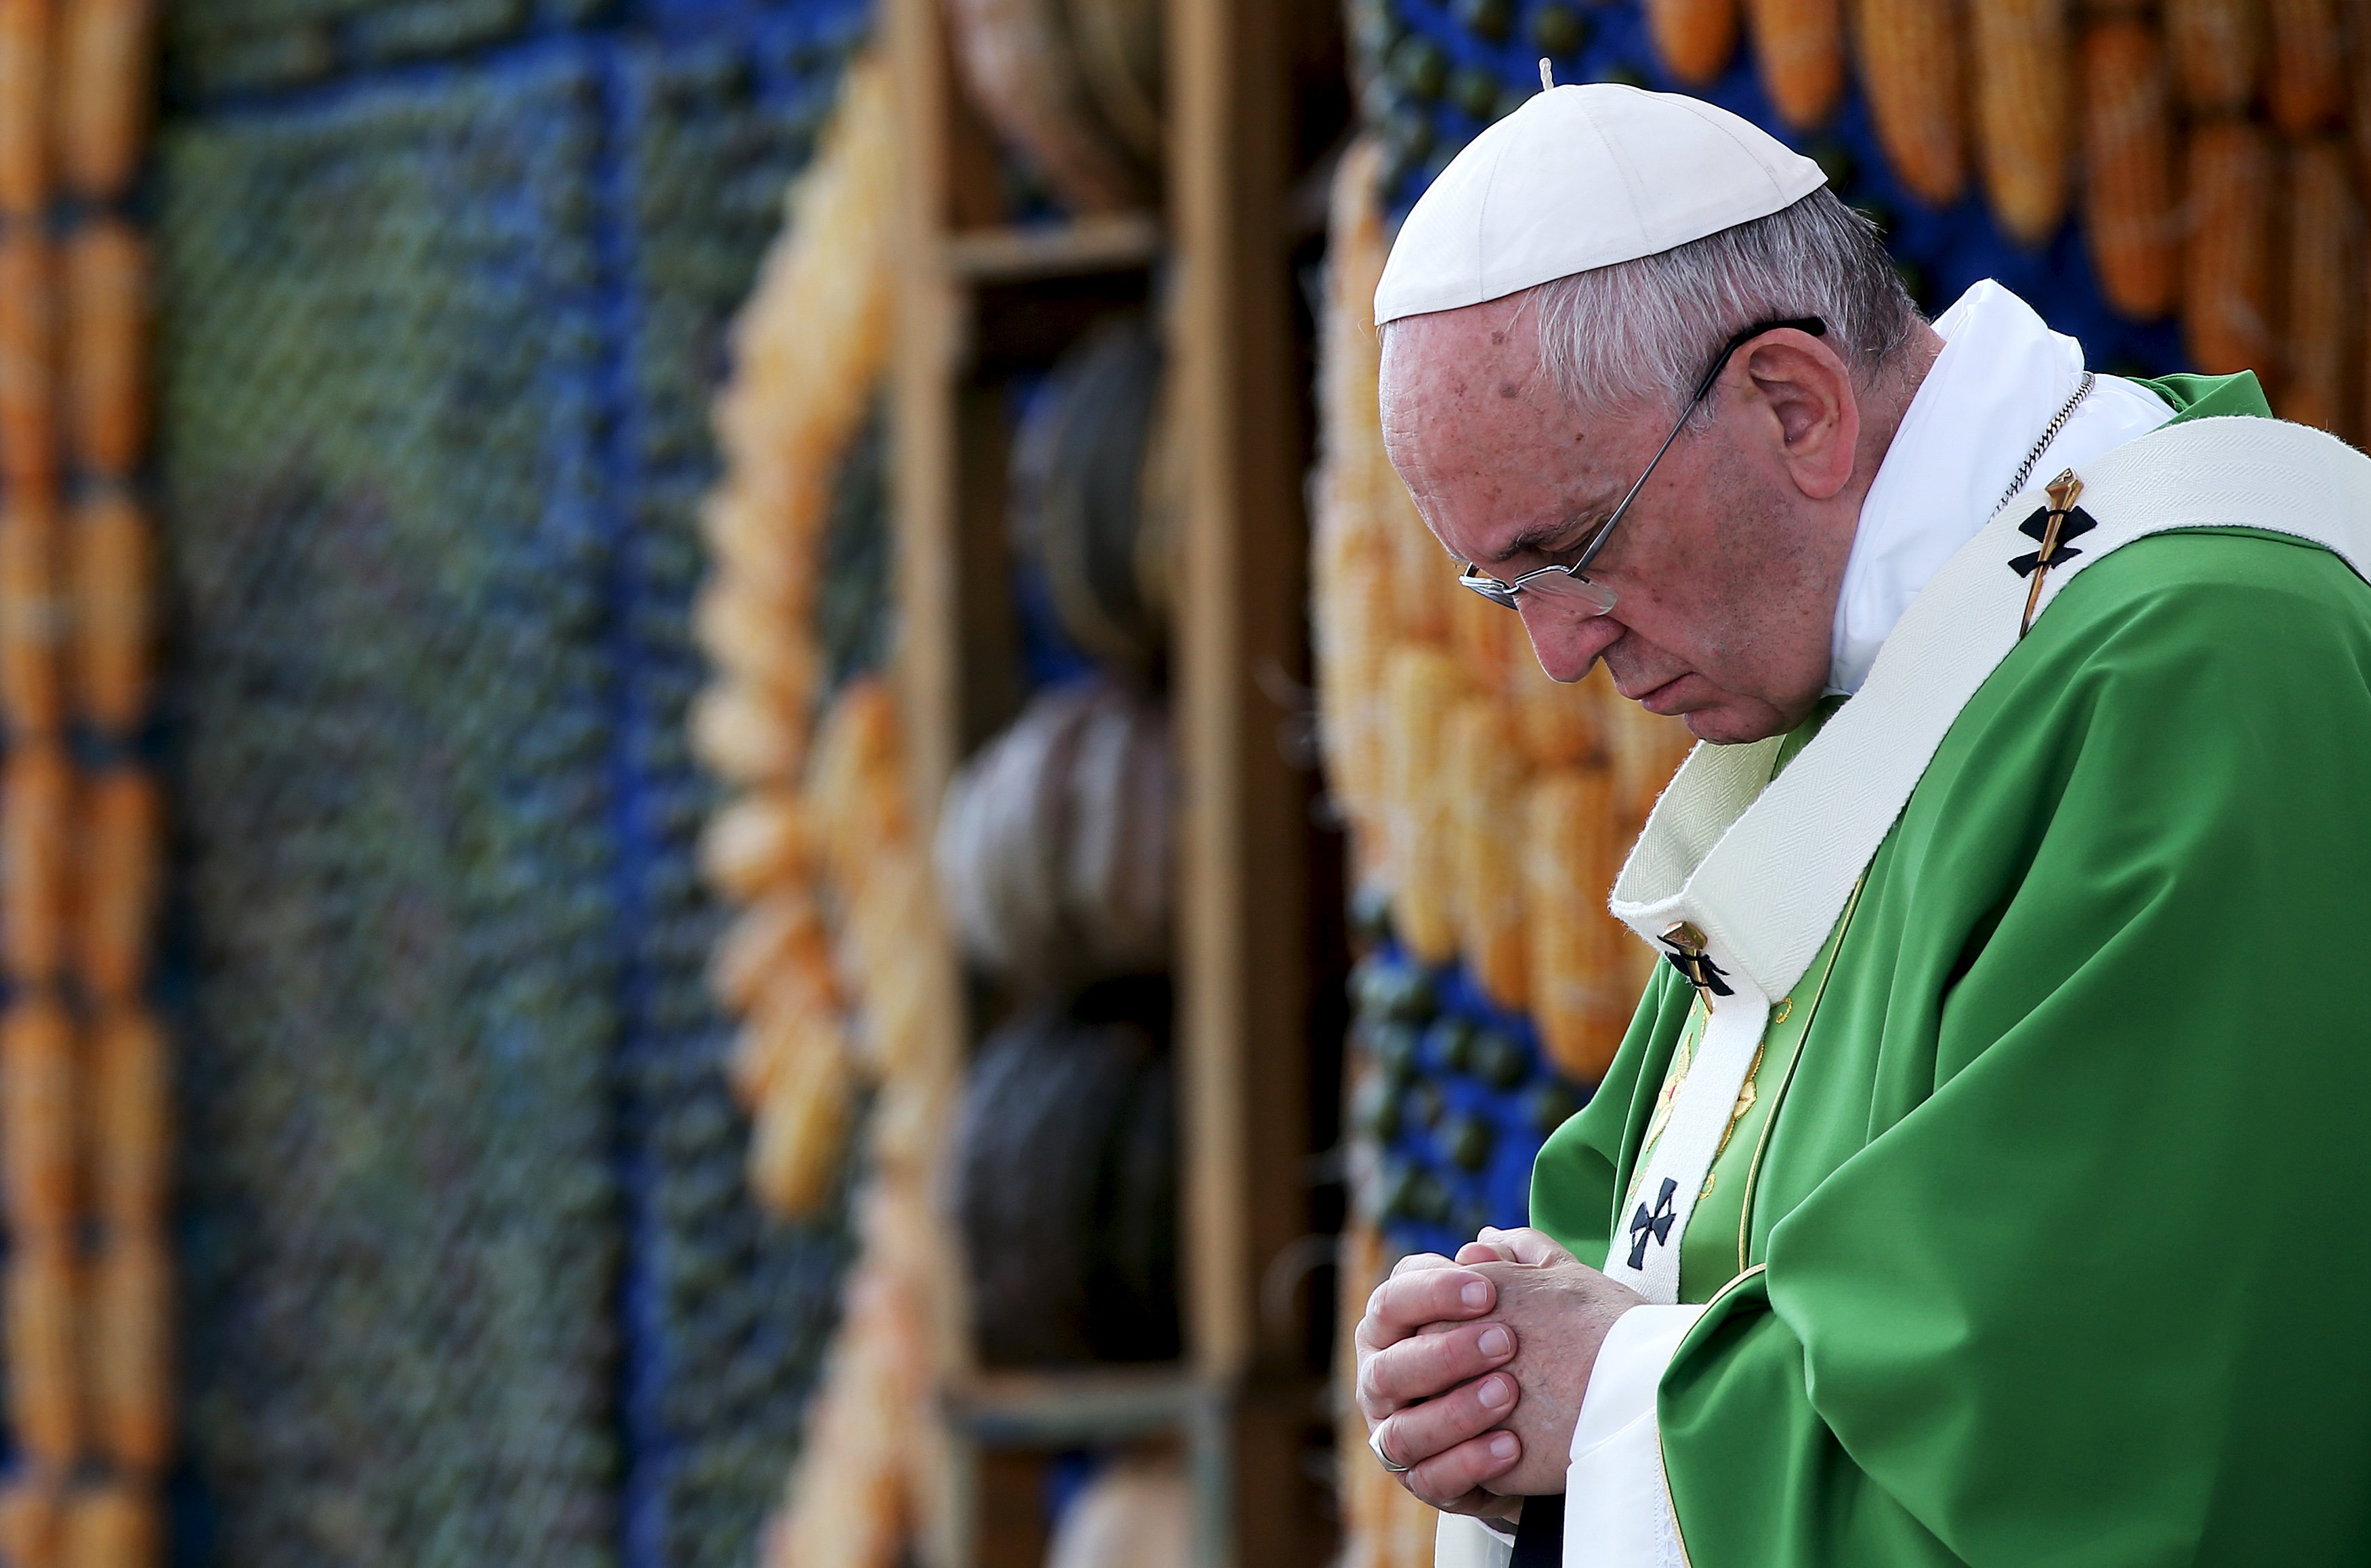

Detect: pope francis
[1351,79,2371,1568]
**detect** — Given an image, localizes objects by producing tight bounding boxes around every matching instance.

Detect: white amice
[1828,280,2172,694]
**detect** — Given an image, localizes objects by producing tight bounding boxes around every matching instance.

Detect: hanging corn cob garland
[0,2,164,1564]
[1630,0,2371,436]
[686,54,964,1568]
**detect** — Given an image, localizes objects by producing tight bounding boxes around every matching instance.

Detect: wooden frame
[883,1,1340,1565]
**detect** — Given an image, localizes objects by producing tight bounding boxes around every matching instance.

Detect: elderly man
[1354,81,2371,1568]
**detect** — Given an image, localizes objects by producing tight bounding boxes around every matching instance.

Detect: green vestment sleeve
[1536,528,2371,1565]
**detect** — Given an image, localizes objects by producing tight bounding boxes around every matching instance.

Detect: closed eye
[1495,511,1611,568]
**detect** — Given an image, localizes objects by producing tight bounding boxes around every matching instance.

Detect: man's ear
[1738,334,1859,502]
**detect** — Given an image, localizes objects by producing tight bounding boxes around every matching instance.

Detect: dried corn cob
[1505,652,1602,769]
[61,219,142,478]
[1446,697,1530,1011]
[1381,482,1452,647]
[0,1475,60,1568]
[70,482,146,734]
[1333,1219,1392,1568]
[1,996,72,1235]
[690,680,805,785]
[0,0,45,217]
[0,228,57,492]
[692,576,818,713]
[1382,646,1467,965]
[1,495,62,737]
[698,788,810,902]
[1748,0,1845,127]
[805,678,910,887]
[58,1483,155,1568]
[2165,0,2261,111]
[1383,1470,1442,1568]
[1972,0,2072,245]
[4,744,72,983]
[1850,0,1966,205]
[2183,119,2277,377]
[2347,0,2371,200]
[87,1236,167,1472]
[711,885,833,1016]
[1446,568,1526,696]
[1603,688,1698,831]
[5,1239,77,1466]
[746,1006,853,1217]
[2278,139,2357,430]
[1312,141,1400,866]
[2080,18,2179,318]
[76,765,156,1001]
[1523,767,1629,1083]
[1313,524,1393,860]
[2267,0,2343,133]
[86,1009,163,1233]
[730,948,843,1110]
[56,0,152,201]
[1649,0,1742,82]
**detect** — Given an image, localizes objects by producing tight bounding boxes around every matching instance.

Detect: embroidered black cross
[1659,924,1733,998]
[1627,1178,1679,1269]
[2008,503,2096,578]
[2011,470,2091,639]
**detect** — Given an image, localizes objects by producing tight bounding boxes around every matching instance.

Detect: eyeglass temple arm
[1568,316,1827,579]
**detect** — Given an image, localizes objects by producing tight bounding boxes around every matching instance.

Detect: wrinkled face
[1379,295,1873,745]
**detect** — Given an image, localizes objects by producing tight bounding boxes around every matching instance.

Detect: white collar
[1826,280,2172,694]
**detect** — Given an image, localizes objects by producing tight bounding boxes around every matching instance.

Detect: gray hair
[1527,187,1923,418]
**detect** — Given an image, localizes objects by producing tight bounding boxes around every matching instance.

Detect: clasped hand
[1353,1227,1644,1518]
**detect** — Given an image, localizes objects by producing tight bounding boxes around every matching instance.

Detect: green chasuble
[1530,373,2371,1564]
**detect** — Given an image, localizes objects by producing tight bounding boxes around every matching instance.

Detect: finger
[1402,1429,1522,1510]
[1359,1266,1496,1355]
[1389,1250,1456,1279]
[1358,1319,1515,1416]
[1487,1226,1576,1267]
[1455,1237,1519,1265]
[1379,1370,1519,1470]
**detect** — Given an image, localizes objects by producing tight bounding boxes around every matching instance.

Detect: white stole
[1596,415,2371,1301]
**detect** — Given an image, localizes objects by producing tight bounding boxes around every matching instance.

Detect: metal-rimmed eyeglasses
[1456,316,1830,618]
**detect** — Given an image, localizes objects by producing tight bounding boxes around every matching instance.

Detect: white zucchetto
[1374,83,1829,325]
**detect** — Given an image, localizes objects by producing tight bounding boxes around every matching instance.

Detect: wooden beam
[881,7,1005,1568]
[886,0,967,814]
[944,212,1164,283]
[1169,0,1322,1563]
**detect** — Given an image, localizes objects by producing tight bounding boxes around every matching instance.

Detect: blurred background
[0,0,2351,1564]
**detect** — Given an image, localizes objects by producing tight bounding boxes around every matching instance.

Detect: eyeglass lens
[1511,570,1618,615]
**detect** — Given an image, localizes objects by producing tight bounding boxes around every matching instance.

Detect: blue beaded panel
[1352,1,2185,1260]
[1350,946,1590,1261]
[152,5,869,1565]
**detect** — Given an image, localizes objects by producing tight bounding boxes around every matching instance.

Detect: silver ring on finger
[1368,1424,1412,1475]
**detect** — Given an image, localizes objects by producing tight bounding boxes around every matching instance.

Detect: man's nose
[1522,607,1624,684]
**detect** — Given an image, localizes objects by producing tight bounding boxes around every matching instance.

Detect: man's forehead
[1384,295,1542,385]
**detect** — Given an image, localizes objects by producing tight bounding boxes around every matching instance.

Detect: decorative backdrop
[150,4,873,1565]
